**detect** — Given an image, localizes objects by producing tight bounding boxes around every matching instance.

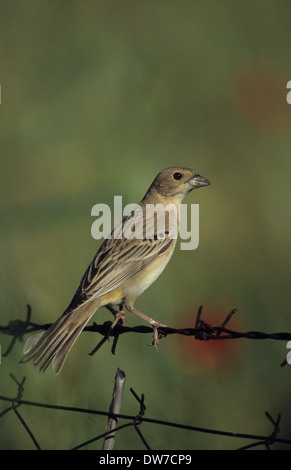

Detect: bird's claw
[107,310,127,339]
[148,321,167,351]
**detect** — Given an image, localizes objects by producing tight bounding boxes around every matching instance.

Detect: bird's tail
[20,300,99,374]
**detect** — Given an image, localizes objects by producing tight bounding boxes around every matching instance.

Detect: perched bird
[21,167,210,374]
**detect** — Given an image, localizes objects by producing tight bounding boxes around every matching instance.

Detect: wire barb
[1,375,290,450]
[1,304,291,368]
[1,374,41,450]
[130,388,151,450]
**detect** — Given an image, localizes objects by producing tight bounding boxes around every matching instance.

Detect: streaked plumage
[21,167,210,374]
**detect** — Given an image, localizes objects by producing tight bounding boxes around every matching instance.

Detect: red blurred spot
[230,63,289,130]
[175,306,244,373]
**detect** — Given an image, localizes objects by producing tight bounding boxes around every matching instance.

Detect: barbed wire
[1,304,291,366]
[0,372,290,450]
[1,304,291,450]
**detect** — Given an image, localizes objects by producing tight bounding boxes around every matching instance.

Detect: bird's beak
[189,174,211,188]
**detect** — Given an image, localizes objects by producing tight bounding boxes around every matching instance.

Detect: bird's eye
[173,172,182,181]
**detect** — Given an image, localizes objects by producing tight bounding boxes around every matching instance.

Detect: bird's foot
[107,310,127,338]
[124,304,166,351]
[149,320,167,351]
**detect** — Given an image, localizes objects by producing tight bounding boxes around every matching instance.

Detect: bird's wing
[66,208,175,311]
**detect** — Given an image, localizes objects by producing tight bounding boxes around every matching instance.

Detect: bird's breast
[122,239,176,304]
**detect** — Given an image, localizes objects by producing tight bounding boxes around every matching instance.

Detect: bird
[21,167,210,374]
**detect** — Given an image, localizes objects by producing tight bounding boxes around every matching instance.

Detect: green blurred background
[1,0,291,450]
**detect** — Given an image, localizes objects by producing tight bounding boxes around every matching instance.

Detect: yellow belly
[99,240,176,308]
